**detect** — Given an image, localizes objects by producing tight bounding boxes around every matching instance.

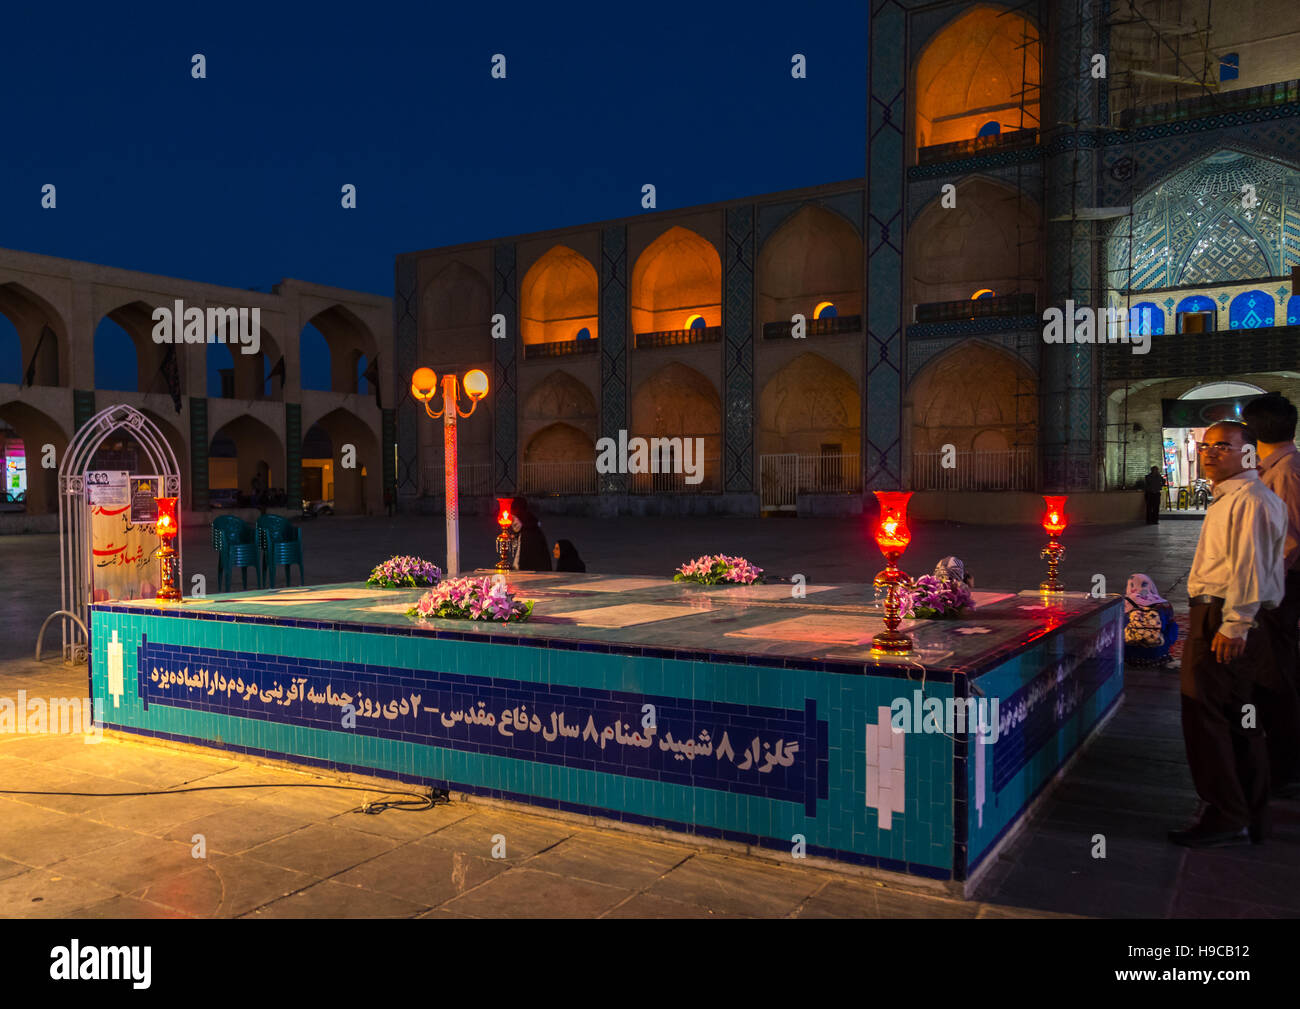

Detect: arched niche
[0,282,66,387]
[421,261,492,363]
[630,227,722,337]
[758,205,863,327]
[906,340,1037,455]
[758,352,861,457]
[630,362,722,463]
[520,247,599,346]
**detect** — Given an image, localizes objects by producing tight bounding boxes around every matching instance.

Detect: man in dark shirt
[1142,466,1167,524]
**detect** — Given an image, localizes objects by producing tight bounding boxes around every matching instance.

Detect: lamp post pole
[443,373,461,577]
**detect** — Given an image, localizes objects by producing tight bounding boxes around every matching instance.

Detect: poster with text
[90,474,162,602]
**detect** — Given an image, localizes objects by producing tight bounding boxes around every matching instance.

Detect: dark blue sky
[2,0,867,388]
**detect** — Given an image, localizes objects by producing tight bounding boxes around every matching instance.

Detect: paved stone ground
[2,512,1296,917]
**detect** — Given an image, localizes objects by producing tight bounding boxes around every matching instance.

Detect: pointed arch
[0,282,67,387]
[630,226,722,337]
[520,246,599,347]
[758,352,861,457]
[758,205,863,327]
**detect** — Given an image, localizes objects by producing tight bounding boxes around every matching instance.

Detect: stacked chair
[256,514,305,588]
[211,515,261,592]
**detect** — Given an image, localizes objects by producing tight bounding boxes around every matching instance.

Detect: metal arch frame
[46,404,183,664]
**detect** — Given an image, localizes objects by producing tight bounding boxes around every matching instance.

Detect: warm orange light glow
[814,301,835,319]
[496,496,513,529]
[684,314,704,329]
[463,369,489,400]
[1042,495,1068,534]
[971,289,995,300]
[411,366,437,401]
[873,491,913,554]
[155,497,179,541]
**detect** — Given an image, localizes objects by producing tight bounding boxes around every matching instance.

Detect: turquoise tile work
[91,577,1123,881]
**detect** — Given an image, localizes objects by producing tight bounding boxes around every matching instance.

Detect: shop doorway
[1160,381,1265,513]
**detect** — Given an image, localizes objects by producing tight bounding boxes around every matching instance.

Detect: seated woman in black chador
[553,539,586,573]
[510,496,552,571]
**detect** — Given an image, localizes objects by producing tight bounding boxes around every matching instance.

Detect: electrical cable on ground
[0,781,450,815]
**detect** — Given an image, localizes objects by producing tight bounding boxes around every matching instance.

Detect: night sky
[1,0,868,391]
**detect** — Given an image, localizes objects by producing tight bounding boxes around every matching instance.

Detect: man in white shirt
[1172,420,1287,847]
[1242,393,1300,799]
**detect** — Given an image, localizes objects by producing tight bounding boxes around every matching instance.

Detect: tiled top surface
[93,572,1121,678]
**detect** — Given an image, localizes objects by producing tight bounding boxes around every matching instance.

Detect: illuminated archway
[303,407,379,514]
[914,6,1041,151]
[520,246,599,347]
[0,399,67,514]
[758,205,862,327]
[631,227,722,337]
[209,414,284,507]
[907,179,1040,308]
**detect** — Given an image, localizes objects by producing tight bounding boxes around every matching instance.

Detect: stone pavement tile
[78,895,193,918]
[0,855,31,882]
[1169,889,1300,918]
[162,804,317,855]
[53,836,203,894]
[177,764,304,804]
[603,893,742,917]
[136,854,317,918]
[0,733,98,762]
[997,827,1186,894]
[440,867,631,918]
[975,904,1084,918]
[0,803,138,868]
[244,879,426,918]
[644,853,822,916]
[796,880,979,918]
[49,745,235,791]
[1179,850,1300,913]
[419,811,577,862]
[416,908,480,918]
[245,782,385,817]
[244,822,400,878]
[982,866,1170,918]
[0,763,135,816]
[521,830,694,888]
[329,802,475,842]
[0,869,119,917]
[333,839,507,906]
[86,791,233,834]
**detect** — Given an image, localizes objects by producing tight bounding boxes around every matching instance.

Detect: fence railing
[914,293,1036,324]
[517,458,723,495]
[916,127,1039,166]
[634,326,723,350]
[522,338,599,360]
[421,462,494,497]
[761,314,863,340]
[759,453,862,510]
[1118,78,1300,128]
[910,449,1037,491]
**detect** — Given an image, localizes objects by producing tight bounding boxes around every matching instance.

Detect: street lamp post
[410,366,489,576]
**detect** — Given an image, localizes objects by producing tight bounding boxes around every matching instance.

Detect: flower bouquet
[673,554,764,585]
[366,555,442,589]
[407,575,534,622]
[899,574,975,620]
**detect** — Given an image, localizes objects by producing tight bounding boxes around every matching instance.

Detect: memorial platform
[90,572,1123,894]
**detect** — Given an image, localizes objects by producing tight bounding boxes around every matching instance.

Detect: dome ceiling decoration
[1108,150,1299,291]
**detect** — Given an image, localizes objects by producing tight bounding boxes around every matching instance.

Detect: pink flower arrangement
[673,554,764,585]
[367,555,442,589]
[407,575,534,622]
[898,574,974,620]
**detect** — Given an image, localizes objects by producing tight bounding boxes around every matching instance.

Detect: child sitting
[1123,573,1179,666]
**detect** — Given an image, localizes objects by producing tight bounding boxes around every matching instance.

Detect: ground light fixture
[495,496,517,570]
[871,490,914,655]
[1039,495,1068,593]
[410,367,490,576]
[154,496,181,601]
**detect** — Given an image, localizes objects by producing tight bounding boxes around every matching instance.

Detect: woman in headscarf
[1122,573,1178,666]
[510,496,552,572]
[553,539,586,572]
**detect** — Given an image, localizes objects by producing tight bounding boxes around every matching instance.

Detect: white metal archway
[38,404,181,663]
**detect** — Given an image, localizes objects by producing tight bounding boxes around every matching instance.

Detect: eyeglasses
[1196,441,1242,455]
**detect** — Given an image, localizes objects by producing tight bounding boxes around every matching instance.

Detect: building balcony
[914,293,1036,324]
[633,326,723,350]
[761,314,862,340]
[1101,322,1300,381]
[1118,78,1300,129]
[916,128,1039,167]
[522,337,600,360]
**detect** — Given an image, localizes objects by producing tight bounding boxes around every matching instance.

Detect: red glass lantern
[871,491,914,655]
[155,496,181,601]
[495,496,517,571]
[1039,494,1068,593]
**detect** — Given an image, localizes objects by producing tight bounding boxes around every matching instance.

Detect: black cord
[0,782,449,815]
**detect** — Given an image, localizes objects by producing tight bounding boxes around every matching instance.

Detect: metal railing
[914,293,1036,323]
[1118,78,1300,128]
[911,448,1037,491]
[761,314,863,340]
[522,338,599,360]
[629,459,720,494]
[759,453,862,510]
[634,326,723,350]
[518,460,599,495]
[916,127,1039,166]
[421,462,494,497]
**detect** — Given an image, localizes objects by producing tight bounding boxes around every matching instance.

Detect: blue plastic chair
[211,515,251,592]
[257,515,304,587]
[227,540,263,591]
